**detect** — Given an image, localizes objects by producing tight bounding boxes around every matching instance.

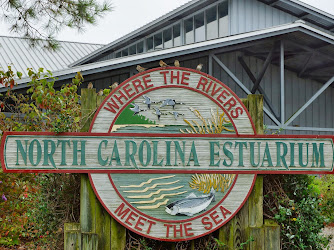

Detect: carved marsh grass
[189,174,236,194]
[180,107,234,134]
[181,107,236,194]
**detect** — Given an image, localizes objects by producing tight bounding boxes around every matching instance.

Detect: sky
[0,0,334,45]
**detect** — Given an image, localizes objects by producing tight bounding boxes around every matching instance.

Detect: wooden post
[247,95,265,249]
[218,94,270,249]
[248,176,263,228]
[264,220,280,250]
[81,233,99,250]
[249,227,264,249]
[78,89,126,250]
[80,88,98,249]
[64,223,81,249]
[247,94,264,134]
[81,88,97,133]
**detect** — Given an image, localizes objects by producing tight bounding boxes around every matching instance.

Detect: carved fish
[165,188,215,216]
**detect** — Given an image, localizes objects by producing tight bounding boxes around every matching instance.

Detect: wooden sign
[1,67,334,241]
[3,133,333,174]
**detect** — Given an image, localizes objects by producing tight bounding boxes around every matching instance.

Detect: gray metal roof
[71,0,334,67]
[0,36,103,78]
[259,0,334,30]
[5,21,334,93]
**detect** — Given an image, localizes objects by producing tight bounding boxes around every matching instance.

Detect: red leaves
[0,66,17,89]
[10,79,15,89]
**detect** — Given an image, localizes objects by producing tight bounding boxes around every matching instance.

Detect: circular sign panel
[89,67,256,241]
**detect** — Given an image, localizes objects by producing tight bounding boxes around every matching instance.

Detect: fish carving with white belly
[165,188,215,216]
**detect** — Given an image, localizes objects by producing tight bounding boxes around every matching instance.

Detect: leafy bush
[0,67,83,248]
[264,175,331,249]
[312,175,334,224]
[0,173,38,246]
[22,173,80,248]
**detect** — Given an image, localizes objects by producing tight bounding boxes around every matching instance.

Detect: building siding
[212,51,333,135]
[87,0,299,64]
[230,0,297,36]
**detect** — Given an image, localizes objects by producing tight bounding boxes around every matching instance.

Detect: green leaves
[3,0,112,50]
[265,175,331,249]
[0,68,84,247]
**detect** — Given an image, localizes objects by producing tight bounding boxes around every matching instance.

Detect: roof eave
[5,22,334,93]
[282,0,334,21]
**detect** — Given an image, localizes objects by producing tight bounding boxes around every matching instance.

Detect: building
[3,0,334,135]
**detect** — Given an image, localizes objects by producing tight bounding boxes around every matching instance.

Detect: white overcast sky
[0,0,334,45]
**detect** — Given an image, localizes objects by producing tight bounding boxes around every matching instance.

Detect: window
[147,36,153,51]
[163,28,172,48]
[121,48,129,57]
[218,1,228,37]
[184,17,194,44]
[137,41,144,53]
[173,24,181,46]
[154,32,163,49]
[129,44,136,55]
[195,12,205,42]
[206,6,218,40]
[112,2,228,59]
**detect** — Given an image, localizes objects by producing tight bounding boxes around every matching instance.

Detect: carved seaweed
[189,173,236,194]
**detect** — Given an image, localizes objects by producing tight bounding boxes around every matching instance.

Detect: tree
[0,0,111,49]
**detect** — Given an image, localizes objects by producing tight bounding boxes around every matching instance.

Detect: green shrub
[0,173,38,246]
[0,67,82,248]
[264,175,331,249]
[312,175,334,224]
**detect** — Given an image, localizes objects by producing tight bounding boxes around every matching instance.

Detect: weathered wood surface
[218,198,250,249]
[247,95,264,134]
[79,88,126,250]
[91,69,254,135]
[81,88,97,132]
[89,69,257,240]
[217,94,280,249]
[245,94,264,230]
[7,132,332,172]
[72,87,275,246]
[249,227,264,249]
[90,173,255,240]
[64,223,81,250]
[264,219,280,250]
[81,233,98,250]
[80,174,95,233]
[248,176,263,228]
